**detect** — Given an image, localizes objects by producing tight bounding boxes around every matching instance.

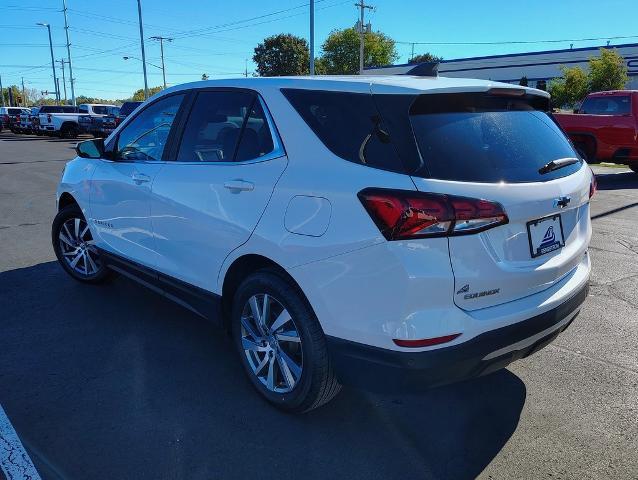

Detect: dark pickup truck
[554,90,638,173]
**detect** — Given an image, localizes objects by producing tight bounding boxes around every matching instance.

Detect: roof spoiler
[363,62,439,77]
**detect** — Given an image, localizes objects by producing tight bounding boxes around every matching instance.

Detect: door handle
[224,180,254,192]
[132,172,151,185]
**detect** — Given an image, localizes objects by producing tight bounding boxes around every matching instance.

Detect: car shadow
[0,133,90,143]
[0,262,526,480]
[594,170,638,191]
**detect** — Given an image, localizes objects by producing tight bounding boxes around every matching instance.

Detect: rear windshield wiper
[538,157,580,175]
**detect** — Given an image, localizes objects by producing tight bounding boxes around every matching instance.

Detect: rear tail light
[589,170,597,198]
[358,188,508,240]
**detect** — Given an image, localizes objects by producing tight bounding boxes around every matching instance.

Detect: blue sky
[1,0,637,100]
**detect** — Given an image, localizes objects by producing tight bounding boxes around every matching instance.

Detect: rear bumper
[327,281,588,392]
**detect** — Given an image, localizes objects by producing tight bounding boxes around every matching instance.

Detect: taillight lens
[589,171,597,198]
[358,188,508,240]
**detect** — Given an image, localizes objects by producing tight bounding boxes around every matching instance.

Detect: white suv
[52,75,593,412]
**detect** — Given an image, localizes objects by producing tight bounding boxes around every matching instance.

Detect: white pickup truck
[38,104,114,138]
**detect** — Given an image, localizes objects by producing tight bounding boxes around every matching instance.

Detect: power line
[170,0,349,40]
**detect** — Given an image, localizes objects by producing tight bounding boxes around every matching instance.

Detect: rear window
[408,93,582,183]
[580,95,631,115]
[91,106,110,115]
[119,102,141,116]
[40,106,77,113]
[282,89,404,173]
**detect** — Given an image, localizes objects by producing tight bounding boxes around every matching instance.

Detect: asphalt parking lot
[0,131,637,480]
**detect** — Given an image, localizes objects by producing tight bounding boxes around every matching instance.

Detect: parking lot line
[0,404,42,480]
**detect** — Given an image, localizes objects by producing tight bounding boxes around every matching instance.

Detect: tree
[253,34,309,77]
[519,76,528,87]
[549,49,628,108]
[131,86,163,101]
[589,48,628,92]
[320,28,398,75]
[549,66,588,108]
[409,53,442,64]
[201,73,209,81]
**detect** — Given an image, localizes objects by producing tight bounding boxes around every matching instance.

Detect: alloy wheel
[240,294,303,393]
[58,217,101,277]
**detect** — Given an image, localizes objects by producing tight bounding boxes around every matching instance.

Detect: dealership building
[368,43,638,89]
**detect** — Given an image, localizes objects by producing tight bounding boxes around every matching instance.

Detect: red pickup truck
[554,90,638,173]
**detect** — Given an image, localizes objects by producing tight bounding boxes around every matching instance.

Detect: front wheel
[52,205,111,283]
[231,270,341,413]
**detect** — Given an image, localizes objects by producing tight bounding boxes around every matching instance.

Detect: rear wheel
[60,123,79,139]
[231,270,341,413]
[52,204,111,283]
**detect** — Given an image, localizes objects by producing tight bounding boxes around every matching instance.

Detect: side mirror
[75,138,105,159]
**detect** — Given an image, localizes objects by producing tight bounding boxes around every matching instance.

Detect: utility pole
[62,0,75,106]
[309,0,315,75]
[150,36,172,89]
[355,1,373,74]
[59,59,68,103]
[21,77,26,106]
[0,74,5,107]
[410,43,415,62]
[37,23,59,104]
[136,0,149,100]
[56,78,61,105]
[244,59,248,78]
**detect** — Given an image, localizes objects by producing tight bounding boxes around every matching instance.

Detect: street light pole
[61,0,76,106]
[309,0,315,75]
[150,36,173,89]
[136,0,149,100]
[37,23,59,104]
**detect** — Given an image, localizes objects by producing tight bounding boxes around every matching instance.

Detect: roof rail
[363,62,439,77]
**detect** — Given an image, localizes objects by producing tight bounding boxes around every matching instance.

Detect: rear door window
[408,93,581,183]
[282,89,404,173]
[580,95,631,115]
[176,90,275,162]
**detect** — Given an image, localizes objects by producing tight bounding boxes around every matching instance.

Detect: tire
[60,123,79,139]
[231,270,341,413]
[52,204,111,284]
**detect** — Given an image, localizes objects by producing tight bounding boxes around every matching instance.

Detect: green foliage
[549,49,627,108]
[253,34,310,77]
[1,85,22,106]
[131,86,163,102]
[409,53,442,64]
[519,76,529,87]
[549,66,589,108]
[588,48,628,92]
[320,28,398,75]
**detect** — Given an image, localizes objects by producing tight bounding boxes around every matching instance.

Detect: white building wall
[438,43,638,89]
[366,43,638,90]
